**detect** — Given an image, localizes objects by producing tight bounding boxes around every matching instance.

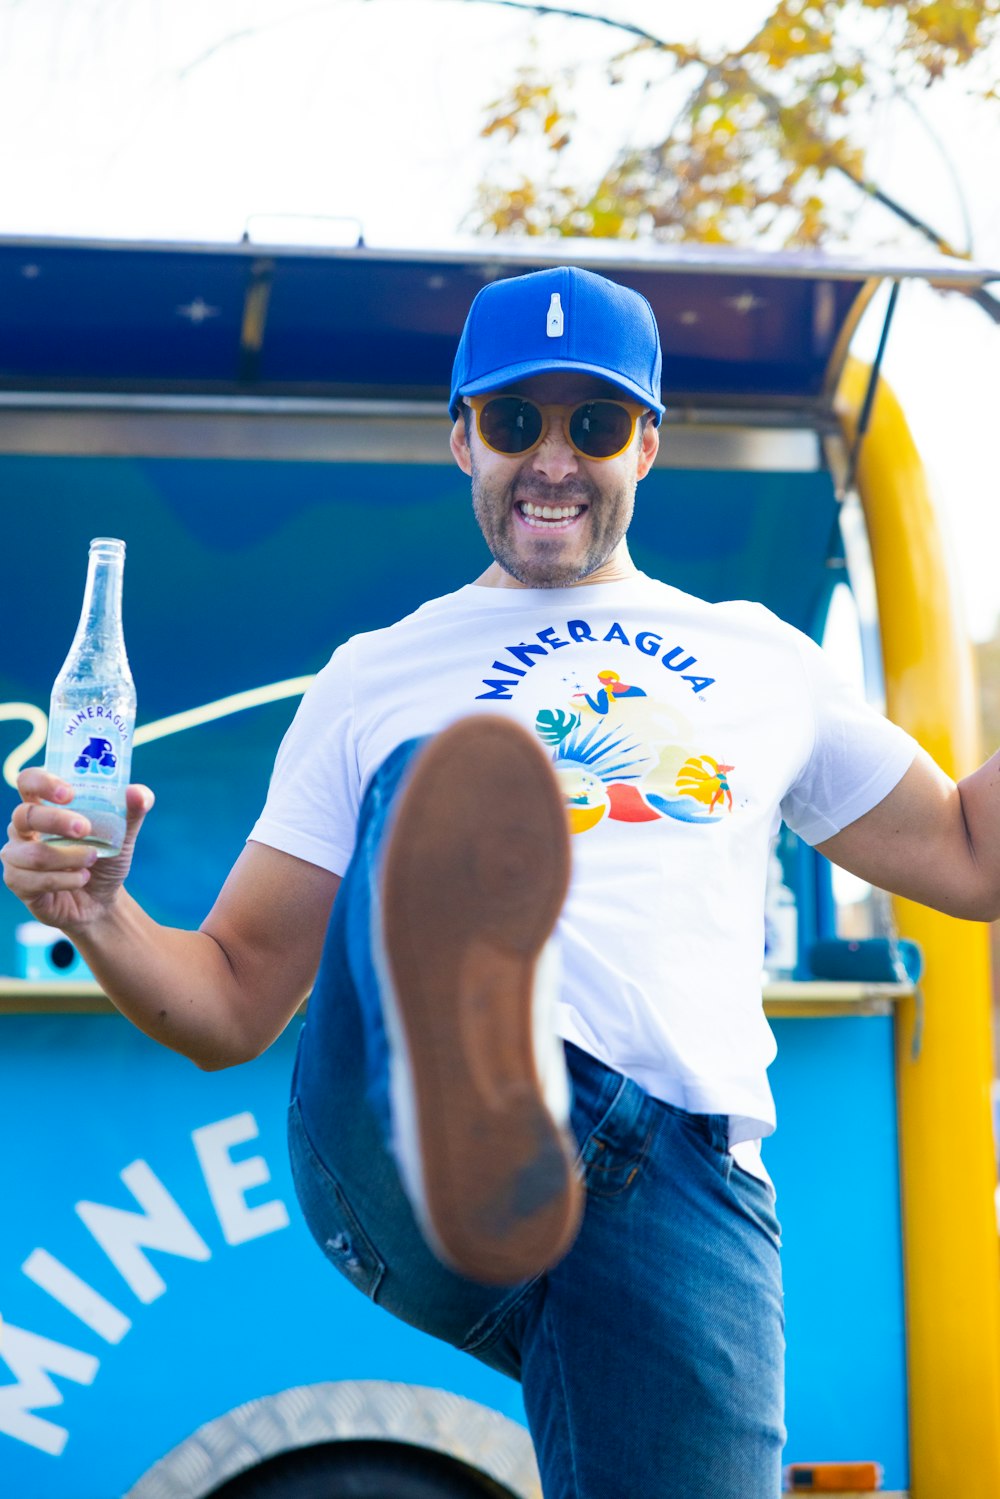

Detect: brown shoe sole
[380,714,582,1286]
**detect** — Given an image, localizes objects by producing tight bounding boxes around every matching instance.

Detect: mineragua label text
[62,706,130,740]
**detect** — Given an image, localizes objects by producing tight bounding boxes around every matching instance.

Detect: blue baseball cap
[449,265,665,423]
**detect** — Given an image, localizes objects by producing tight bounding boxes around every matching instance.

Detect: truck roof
[2,234,996,416]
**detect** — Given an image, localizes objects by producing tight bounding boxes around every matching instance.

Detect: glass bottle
[41,538,136,857]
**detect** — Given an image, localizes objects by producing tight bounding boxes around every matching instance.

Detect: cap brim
[452,357,665,422]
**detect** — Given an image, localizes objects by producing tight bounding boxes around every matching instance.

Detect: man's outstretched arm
[817,747,1000,923]
[2,769,341,1070]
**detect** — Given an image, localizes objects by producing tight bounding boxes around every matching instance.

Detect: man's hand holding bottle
[2,772,154,933]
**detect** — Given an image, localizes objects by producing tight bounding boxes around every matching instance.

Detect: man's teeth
[521,502,580,518]
[518,501,582,528]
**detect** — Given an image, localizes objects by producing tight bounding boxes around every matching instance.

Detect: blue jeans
[290,740,786,1498]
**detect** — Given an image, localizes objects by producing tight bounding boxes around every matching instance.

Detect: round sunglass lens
[480,397,543,454]
[570,401,632,458]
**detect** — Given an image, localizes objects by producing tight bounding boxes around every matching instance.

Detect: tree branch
[466,1,991,278]
[968,287,1000,324]
[743,70,995,288]
[441,0,669,49]
[176,0,677,82]
[177,2,338,79]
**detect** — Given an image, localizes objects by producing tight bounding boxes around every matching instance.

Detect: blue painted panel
[630,467,838,630]
[0,241,866,399]
[0,1014,909,1496]
[0,247,249,381]
[0,1017,526,1499]
[258,257,465,387]
[764,1017,908,1490]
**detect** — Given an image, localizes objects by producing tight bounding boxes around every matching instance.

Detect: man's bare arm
[80,844,340,1068]
[816,747,1000,923]
[2,770,340,1069]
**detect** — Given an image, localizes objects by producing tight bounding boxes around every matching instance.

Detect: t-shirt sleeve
[247,639,361,875]
[780,631,919,846]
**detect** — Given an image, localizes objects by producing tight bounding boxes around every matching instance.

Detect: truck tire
[207,1438,516,1498]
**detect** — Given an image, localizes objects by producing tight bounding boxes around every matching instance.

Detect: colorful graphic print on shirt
[472,615,736,838]
[534,665,735,834]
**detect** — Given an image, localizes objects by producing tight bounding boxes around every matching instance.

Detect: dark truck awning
[0,234,996,418]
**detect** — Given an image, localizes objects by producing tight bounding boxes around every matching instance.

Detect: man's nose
[530,417,579,483]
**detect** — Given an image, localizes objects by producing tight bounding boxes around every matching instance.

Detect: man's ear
[636,416,660,481]
[450,415,473,475]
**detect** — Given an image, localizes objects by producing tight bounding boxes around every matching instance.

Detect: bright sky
[2,0,999,634]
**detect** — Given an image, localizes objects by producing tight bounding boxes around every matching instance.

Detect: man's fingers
[10,802,92,842]
[8,866,92,896]
[16,768,72,804]
[5,835,97,873]
[126,783,154,812]
[124,784,155,824]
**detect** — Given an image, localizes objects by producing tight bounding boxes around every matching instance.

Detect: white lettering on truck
[21,1250,132,1343]
[0,1325,99,1457]
[192,1112,290,1246]
[0,1112,289,1456]
[76,1159,211,1303]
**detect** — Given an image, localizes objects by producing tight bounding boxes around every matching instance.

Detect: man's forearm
[70,890,262,1069]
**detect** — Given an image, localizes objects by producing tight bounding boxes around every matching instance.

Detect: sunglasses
[466,394,646,462]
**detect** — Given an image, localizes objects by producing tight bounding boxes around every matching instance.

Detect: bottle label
[69,733,122,777]
[60,704,132,785]
[44,698,134,854]
[46,702,134,789]
[61,704,132,744]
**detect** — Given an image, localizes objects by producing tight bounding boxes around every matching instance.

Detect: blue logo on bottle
[74,736,117,776]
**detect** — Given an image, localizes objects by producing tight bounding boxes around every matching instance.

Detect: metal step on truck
[1,234,998,1498]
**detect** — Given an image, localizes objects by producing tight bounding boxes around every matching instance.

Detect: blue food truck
[1,235,998,1497]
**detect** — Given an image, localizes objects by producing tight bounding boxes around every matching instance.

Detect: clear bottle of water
[42,538,136,857]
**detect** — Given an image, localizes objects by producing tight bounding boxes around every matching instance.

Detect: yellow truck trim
[839,357,1000,1498]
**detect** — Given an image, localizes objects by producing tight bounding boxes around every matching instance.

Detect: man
[5,266,1000,1499]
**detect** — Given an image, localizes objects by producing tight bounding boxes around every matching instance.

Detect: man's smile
[515,499,588,531]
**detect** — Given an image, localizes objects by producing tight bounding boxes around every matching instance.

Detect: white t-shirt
[251,573,917,1170]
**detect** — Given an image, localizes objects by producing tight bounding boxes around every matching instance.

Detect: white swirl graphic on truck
[0,678,316,790]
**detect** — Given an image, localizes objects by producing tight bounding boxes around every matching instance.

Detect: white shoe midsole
[532,936,570,1126]
[374,883,571,1224]
[371,879,431,1233]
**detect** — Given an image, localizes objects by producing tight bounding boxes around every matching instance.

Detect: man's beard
[470,461,635,588]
